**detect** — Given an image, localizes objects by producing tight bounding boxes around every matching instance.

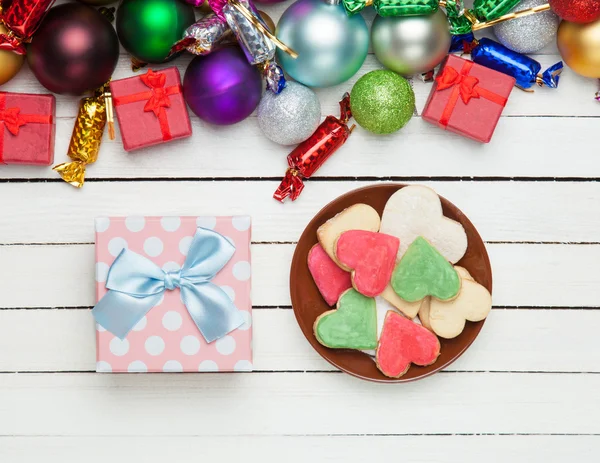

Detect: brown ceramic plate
[290,184,493,383]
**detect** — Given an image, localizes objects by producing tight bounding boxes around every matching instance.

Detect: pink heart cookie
[376,311,440,378]
[335,230,399,297]
[308,244,353,306]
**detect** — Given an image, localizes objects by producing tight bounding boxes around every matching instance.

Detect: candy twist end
[53,162,86,189]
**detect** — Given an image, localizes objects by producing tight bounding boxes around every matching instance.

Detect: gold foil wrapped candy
[53,86,114,188]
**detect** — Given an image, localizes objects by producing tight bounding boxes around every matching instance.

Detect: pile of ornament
[0,0,599,195]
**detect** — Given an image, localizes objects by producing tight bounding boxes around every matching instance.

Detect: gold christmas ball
[258,10,275,33]
[557,18,600,78]
[0,24,25,86]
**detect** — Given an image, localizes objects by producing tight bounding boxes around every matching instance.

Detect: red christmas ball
[549,0,600,23]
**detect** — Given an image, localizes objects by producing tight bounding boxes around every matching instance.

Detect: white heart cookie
[419,266,491,339]
[380,185,468,264]
[317,203,380,266]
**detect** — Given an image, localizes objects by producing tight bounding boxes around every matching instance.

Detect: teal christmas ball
[275,0,369,88]
[350,70,415,134]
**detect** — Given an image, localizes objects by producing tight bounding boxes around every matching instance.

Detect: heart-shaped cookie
[376,310,441,378]
[308,244,352,306]
[380,185,468,264]
[317,204,381,266]
[314,288,377,350]
[335,230,399,297]
[419,266,492,339]
[391,236,461,302]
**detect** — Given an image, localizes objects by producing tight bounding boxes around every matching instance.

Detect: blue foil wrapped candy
[471,38,563,89]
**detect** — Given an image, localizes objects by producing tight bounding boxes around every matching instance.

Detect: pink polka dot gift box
[93,216,252,373]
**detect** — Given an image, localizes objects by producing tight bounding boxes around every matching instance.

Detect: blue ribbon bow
[93,227,244,342]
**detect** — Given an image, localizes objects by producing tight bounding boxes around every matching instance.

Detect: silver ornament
[257,82,321,146]
[493,0,559,54]
[372,10,451,76]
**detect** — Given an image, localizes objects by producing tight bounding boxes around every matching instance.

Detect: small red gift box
[111,68,192,152]
[422,55,515,143]
[0,92,55,165]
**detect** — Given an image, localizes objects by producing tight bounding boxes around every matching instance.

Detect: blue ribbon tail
[181,282,244,343]
[93,291,163,340]
[541,61,563,89]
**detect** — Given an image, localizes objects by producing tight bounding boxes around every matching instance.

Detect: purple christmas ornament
[183,47,263,125]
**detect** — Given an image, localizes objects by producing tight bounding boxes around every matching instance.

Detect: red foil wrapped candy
[0,0,55,54]
[274,93,354,203]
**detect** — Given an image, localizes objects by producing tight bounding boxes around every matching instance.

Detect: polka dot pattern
[163,360,183,372]
[234,360,253,371]
[161,217,181,232]
[95,217,110,233]
[95,217,252,372]
[196,216,217,230]
[145,336,165,356]
[96,361,112,372]
[233,261,251,281]
[180,335,201,355]
[162,311,182,331]
[125,216,145,232]
[198,360,219,372]
[216,336,236,356]
[128,360,148,372]
[231,216,251,231]
[109,338,129,357]
[132,316,147,332]
[95,262,109,283]
[108,237,128,257]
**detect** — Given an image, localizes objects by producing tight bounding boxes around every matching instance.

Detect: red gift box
[111,68,192,152]
[422,55,515,143]
[0,91,55,165]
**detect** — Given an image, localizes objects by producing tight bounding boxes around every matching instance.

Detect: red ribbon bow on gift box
[113,69,181,141]
[436,60,508,128]
[0,93,52,163]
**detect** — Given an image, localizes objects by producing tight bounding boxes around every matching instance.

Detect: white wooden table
[1,1,599,461]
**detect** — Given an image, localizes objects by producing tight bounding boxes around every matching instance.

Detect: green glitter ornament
[116,0,196,64]
[350,70,415,135]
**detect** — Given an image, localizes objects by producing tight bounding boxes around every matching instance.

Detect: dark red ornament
[549,0,600,23]
[27,3,119,95]
[274,94,354,203]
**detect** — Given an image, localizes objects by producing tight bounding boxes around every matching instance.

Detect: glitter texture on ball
[549,0,600,24]
[494,0,560,53]
[350,70,415,135]
[257,82,322,146]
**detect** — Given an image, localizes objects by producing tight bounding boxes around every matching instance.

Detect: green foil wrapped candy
[472,0,521,21]
[350,70,415,135]
[376,0,438,17]
[116,0,196,63]
[343,0,438,16]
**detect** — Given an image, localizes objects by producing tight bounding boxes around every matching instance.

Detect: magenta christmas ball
[183,47,263,125]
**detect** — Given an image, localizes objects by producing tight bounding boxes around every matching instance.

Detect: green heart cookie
[314,289,377,350]
[391,236,460,302]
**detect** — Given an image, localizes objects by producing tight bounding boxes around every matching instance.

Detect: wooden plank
[0,181,598,244]
[1,372,598,435]
[1,308,598,373]
[0,242,598,308]
[3,116,600,180]
[0,435,594,462]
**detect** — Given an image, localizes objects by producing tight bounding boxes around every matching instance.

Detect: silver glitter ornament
[257,82,321,146]
[493,0,560,54]
[372,10,451,76]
